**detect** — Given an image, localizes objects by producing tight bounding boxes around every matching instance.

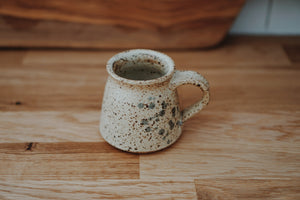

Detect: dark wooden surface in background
[0,0,245,49]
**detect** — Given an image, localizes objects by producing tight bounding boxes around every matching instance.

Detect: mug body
[100,50,183,153]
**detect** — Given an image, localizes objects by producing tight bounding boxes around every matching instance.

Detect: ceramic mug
[100,49,209,153]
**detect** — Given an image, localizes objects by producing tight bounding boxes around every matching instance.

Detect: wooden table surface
[0,37,299,199]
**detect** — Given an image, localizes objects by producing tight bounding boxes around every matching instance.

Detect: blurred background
[230,0,300,35]
[0,0,299,50]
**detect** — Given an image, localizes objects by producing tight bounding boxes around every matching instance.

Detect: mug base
[99,127,182,153]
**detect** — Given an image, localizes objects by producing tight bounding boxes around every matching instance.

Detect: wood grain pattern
[0,180,197,200]
[0,40,291,111]
[0,57,107,111]
[0,142,139,180]
[195,178,300,200]
[0,36,299,199]
[0,111,102,142]
[178,66,300,113]
[0,0,245,49]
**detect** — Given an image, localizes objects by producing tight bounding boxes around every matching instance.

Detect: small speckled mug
[100,49,209,153]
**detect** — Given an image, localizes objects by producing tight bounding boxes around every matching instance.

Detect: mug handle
[170,70,210,122]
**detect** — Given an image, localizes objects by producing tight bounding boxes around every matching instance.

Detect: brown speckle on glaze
[161,101,168,109]
[159,110,165,116]
[169,120,175,130]
[158,129,165,135]
[172,107,176,117]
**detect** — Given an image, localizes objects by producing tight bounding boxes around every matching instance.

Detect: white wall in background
[230,0,300,35]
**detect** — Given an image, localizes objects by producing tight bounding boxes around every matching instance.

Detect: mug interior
[112,51,171,81]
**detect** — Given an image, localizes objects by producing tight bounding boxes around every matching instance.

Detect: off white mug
[100,49,209,153]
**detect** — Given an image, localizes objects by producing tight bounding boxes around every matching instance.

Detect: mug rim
[106,49,175,85]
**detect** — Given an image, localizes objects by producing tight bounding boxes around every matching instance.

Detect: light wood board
[0,36,299,199]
